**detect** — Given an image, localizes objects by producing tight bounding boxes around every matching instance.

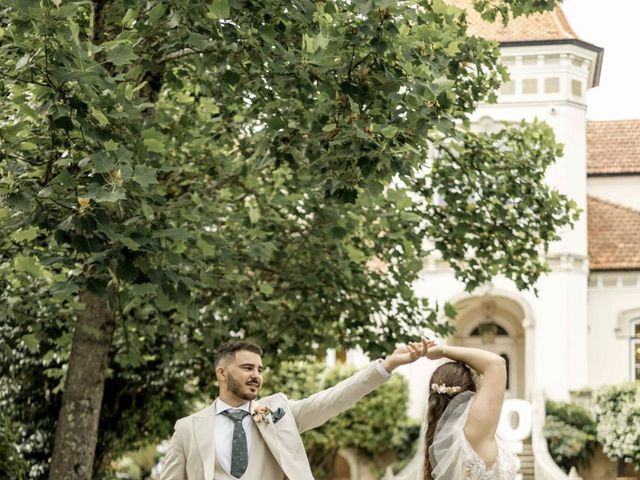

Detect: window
[544,78,560,94]
[500,80,516,95]
[522,78,538,94]
[470,322,508,345]
[571,79,583,97]
[632,319,640,381]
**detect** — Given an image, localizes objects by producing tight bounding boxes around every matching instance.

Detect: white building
[374,3,640,479]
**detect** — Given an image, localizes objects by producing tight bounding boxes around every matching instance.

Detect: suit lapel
[194,403,216,480]
[252,403,285,471]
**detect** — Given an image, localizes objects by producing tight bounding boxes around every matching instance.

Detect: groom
[160,340,424,480]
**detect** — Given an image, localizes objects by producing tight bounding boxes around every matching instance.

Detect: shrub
[544,400,597,473]
[0,412,28,479]
[593,382,640,472]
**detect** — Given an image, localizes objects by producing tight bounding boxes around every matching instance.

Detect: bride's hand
[422,337,445,360]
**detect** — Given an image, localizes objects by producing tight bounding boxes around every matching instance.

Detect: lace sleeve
[428,391,518,480]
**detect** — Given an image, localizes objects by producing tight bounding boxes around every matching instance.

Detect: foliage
[544,400,597,473]
[261,360,419,479]
[471,0,560,22]
[0,410,28,479]
[0,282,197,477]
[593,382,640,471]
[0,0,575,476]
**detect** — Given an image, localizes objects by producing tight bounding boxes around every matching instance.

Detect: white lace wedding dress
[428,391,518,480]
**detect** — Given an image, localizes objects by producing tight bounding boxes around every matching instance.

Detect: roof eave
[587,171,640,177]
[589,267,640,273]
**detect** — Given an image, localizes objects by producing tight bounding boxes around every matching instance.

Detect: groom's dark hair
[214,341,263,367]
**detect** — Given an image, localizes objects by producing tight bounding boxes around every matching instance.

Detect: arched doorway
[448,294,528,399]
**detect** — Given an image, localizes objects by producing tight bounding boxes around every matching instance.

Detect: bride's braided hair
[423,361,477,480]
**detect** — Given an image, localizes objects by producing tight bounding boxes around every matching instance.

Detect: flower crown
[431,383,462,396]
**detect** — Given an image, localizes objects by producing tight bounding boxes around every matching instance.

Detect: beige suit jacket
[159,363,387,480]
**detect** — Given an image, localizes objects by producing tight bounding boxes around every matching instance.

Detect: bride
[421,338,518,480]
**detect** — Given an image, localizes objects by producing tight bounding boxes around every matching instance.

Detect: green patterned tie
[221,409,250,478]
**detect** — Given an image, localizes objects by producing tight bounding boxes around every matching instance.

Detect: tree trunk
[49,290,116,480]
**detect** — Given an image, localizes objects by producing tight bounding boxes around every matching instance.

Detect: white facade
[588,273,640,387]
[396,37,640,421]
[339,10,640,480]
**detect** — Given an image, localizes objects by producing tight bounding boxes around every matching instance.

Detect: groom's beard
[227,371,260,401]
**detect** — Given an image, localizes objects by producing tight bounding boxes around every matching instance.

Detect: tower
[432,1,603,399]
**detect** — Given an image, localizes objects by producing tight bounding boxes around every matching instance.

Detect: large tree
[0,0,570,477]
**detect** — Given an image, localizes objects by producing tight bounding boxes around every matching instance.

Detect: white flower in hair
[431,383,462,396]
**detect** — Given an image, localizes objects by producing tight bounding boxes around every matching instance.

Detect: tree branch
[158,44,220,64]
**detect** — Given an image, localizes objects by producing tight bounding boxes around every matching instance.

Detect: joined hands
[381,337,446,372]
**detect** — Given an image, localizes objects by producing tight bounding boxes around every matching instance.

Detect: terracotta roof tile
[446,0,578,42]
[588,196,640,271]
[587,120,640,175]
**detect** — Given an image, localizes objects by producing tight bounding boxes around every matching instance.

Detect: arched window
[470,322,508,345]
[632,319,640,381]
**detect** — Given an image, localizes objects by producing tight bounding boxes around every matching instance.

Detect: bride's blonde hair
[423,361,477,480]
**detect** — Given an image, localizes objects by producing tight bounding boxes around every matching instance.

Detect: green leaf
[196,237,216,256]
[15,54,29,71]
[50,281,79,298]
[90,107,109,126]
[20,141,37,151]
[245,198,260,224]
[89,188,127,203]
[132,165,158,186]
[142,128,165,153]
[90,152,116,173]
[22,334,39,353]
[444,302,457,318]
[104,140,119,151]
[345,245,365,263]
[380,125,398,138]
[118,235,140,251]
[144,138,164,153]
[147,3,166,25]
[153,228,191,241]
[106,44,138,66]
[11,226,39,243]
[141,202,154,220]
[131,283,157,296]
[121,8,136,27]
[259,283,274,295]
[50,169,76,187]
[188,32,210,50]
[208,0,230,19]
[69,20,80,45]
[14,255,44,277]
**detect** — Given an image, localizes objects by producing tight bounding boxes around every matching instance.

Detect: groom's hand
[381,341,424,372]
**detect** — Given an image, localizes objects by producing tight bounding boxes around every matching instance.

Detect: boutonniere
[252,406,273,424]
[252,406,286,424]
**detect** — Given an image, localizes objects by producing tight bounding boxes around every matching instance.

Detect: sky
[562,0,640,120]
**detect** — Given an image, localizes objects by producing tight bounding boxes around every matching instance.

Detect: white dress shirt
[214,399,253,474]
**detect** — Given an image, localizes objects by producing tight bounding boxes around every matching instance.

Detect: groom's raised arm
[288,343,422,433]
